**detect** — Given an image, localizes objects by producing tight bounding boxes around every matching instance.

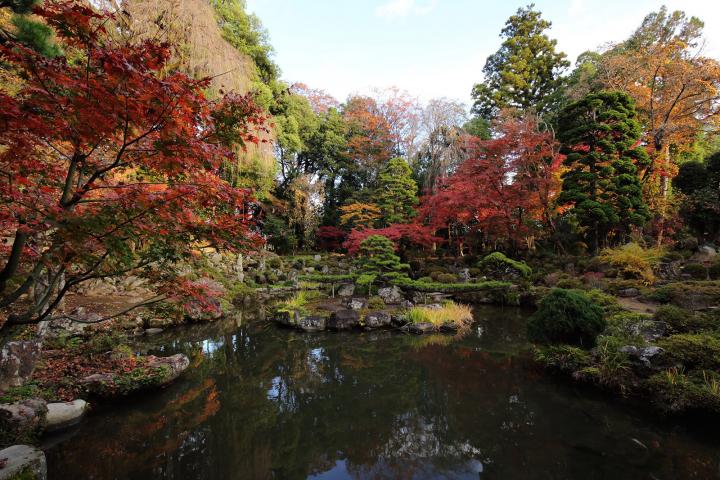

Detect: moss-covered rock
[79,354,189,398]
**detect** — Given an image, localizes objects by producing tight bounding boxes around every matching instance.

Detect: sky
[245,0,720,106]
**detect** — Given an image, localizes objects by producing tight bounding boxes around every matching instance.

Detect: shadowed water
[44,306,720,479]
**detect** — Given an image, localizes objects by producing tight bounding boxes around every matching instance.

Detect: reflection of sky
[201,338,223,355]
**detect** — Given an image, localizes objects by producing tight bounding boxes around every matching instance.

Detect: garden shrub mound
[527,289,606,347]
[597,243,665,284]
[478,252,532,281]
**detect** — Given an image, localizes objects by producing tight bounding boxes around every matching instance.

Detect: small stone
[439,321,458,333]
[0,399,47,445]
[349,298,367,310]
[45,400,88,432]
[400,300,414,309]
[337,284,355,297]
[364,312,391,329]
[0,445,46,480]
[617,288,639,297]
[297,316,327,333]
[408,322,436,334]
[313,254,322,262]
[378,286,404,304]
[145,328,164,335]
[0,340,42,390]
[327,310,360,330]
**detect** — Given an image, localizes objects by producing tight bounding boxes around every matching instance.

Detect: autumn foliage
[418,115,562,251]
[0,1,267,324]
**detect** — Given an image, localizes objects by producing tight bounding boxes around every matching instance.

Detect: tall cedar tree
[377,157,418,226]
[557,91,651,252]
[471,4,569,118]
[0,1,267,326]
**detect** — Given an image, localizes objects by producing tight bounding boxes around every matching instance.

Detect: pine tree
[355,235,409,292]
[1,0,62,57]
[557,91,651,252]
[377,157,418,225]
[471,4,569,118]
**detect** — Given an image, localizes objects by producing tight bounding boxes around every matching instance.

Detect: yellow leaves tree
[596,7,720,241]
[339,203,381,230]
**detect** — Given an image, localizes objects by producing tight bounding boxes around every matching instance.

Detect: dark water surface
[44,306,720,479]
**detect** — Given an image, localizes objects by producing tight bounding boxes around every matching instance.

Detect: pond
[44,306,719,479]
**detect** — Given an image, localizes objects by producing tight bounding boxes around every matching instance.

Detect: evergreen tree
[355,235,409,292]
[673,153,720,241]
[377,157,418,225]
[471,4,569,118]
[1,0,61,57]
[557,91,651,252]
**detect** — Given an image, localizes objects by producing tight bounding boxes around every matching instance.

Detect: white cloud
[375,0,437,19]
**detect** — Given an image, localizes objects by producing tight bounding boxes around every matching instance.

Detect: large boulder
[327,310,360,331]
[0,445,46,480]
[272,310,299,327]
[378,286,404,305]
[337,284,355,298]
[80,354,189,398]
[297,316,326,333]
[0,341,41,390]
[45,400,88,433]
[364,312,391,329]
[0,399,47,446]
[620,345,664,368]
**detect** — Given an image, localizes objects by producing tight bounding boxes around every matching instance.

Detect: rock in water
[298,316,327,333]
[80,354,190,398]
[327,310,359,330]
[408,322,436,334]
[0,341,42,390]
[45,400,88,432]
[0,399,47,445]
[378,286,404,304]
[0,445,46,480]
[364,312,391,329]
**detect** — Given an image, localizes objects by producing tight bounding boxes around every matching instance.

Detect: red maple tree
[0,1,267,325]
[419,115,563,252]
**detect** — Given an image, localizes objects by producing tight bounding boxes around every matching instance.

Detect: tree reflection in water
[46,306,720,480]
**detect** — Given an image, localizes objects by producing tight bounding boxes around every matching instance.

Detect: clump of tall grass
[597,242,666,284]
[406,301,473,328]
[277,290,319,314]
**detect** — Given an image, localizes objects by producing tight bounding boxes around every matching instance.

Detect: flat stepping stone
[46,400,88,432]
[0,445,46,480]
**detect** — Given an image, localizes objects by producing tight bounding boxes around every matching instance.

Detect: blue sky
[246,0,720,105]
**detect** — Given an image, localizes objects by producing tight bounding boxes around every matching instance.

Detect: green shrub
[646,368,720,414]
[479,252,532,280]
[597,243,665,284]
[555,275,583,289]
[367,296,386,310]
[267,256,283,269]
[682,263,708,280]
[604,311,653,344]
[578,288,622,314]
[417,276,433,283]
[527,289,606,347]
[534,345,592,372]
[654,305,714,334]
[392,277,511,293]
[662,251,684,262]
[709,260,720,280]
[647,281,720,308]
[657,333,720,370]
[436,273,458,284]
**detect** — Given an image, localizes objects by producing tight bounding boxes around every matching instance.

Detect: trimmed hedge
[527,288,606,348]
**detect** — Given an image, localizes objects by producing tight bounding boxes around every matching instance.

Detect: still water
[45,306,720,479]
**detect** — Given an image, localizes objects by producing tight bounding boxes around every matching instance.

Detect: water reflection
[45,306,720,480]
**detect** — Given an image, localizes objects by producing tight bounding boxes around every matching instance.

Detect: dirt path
[617,296,659,315]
